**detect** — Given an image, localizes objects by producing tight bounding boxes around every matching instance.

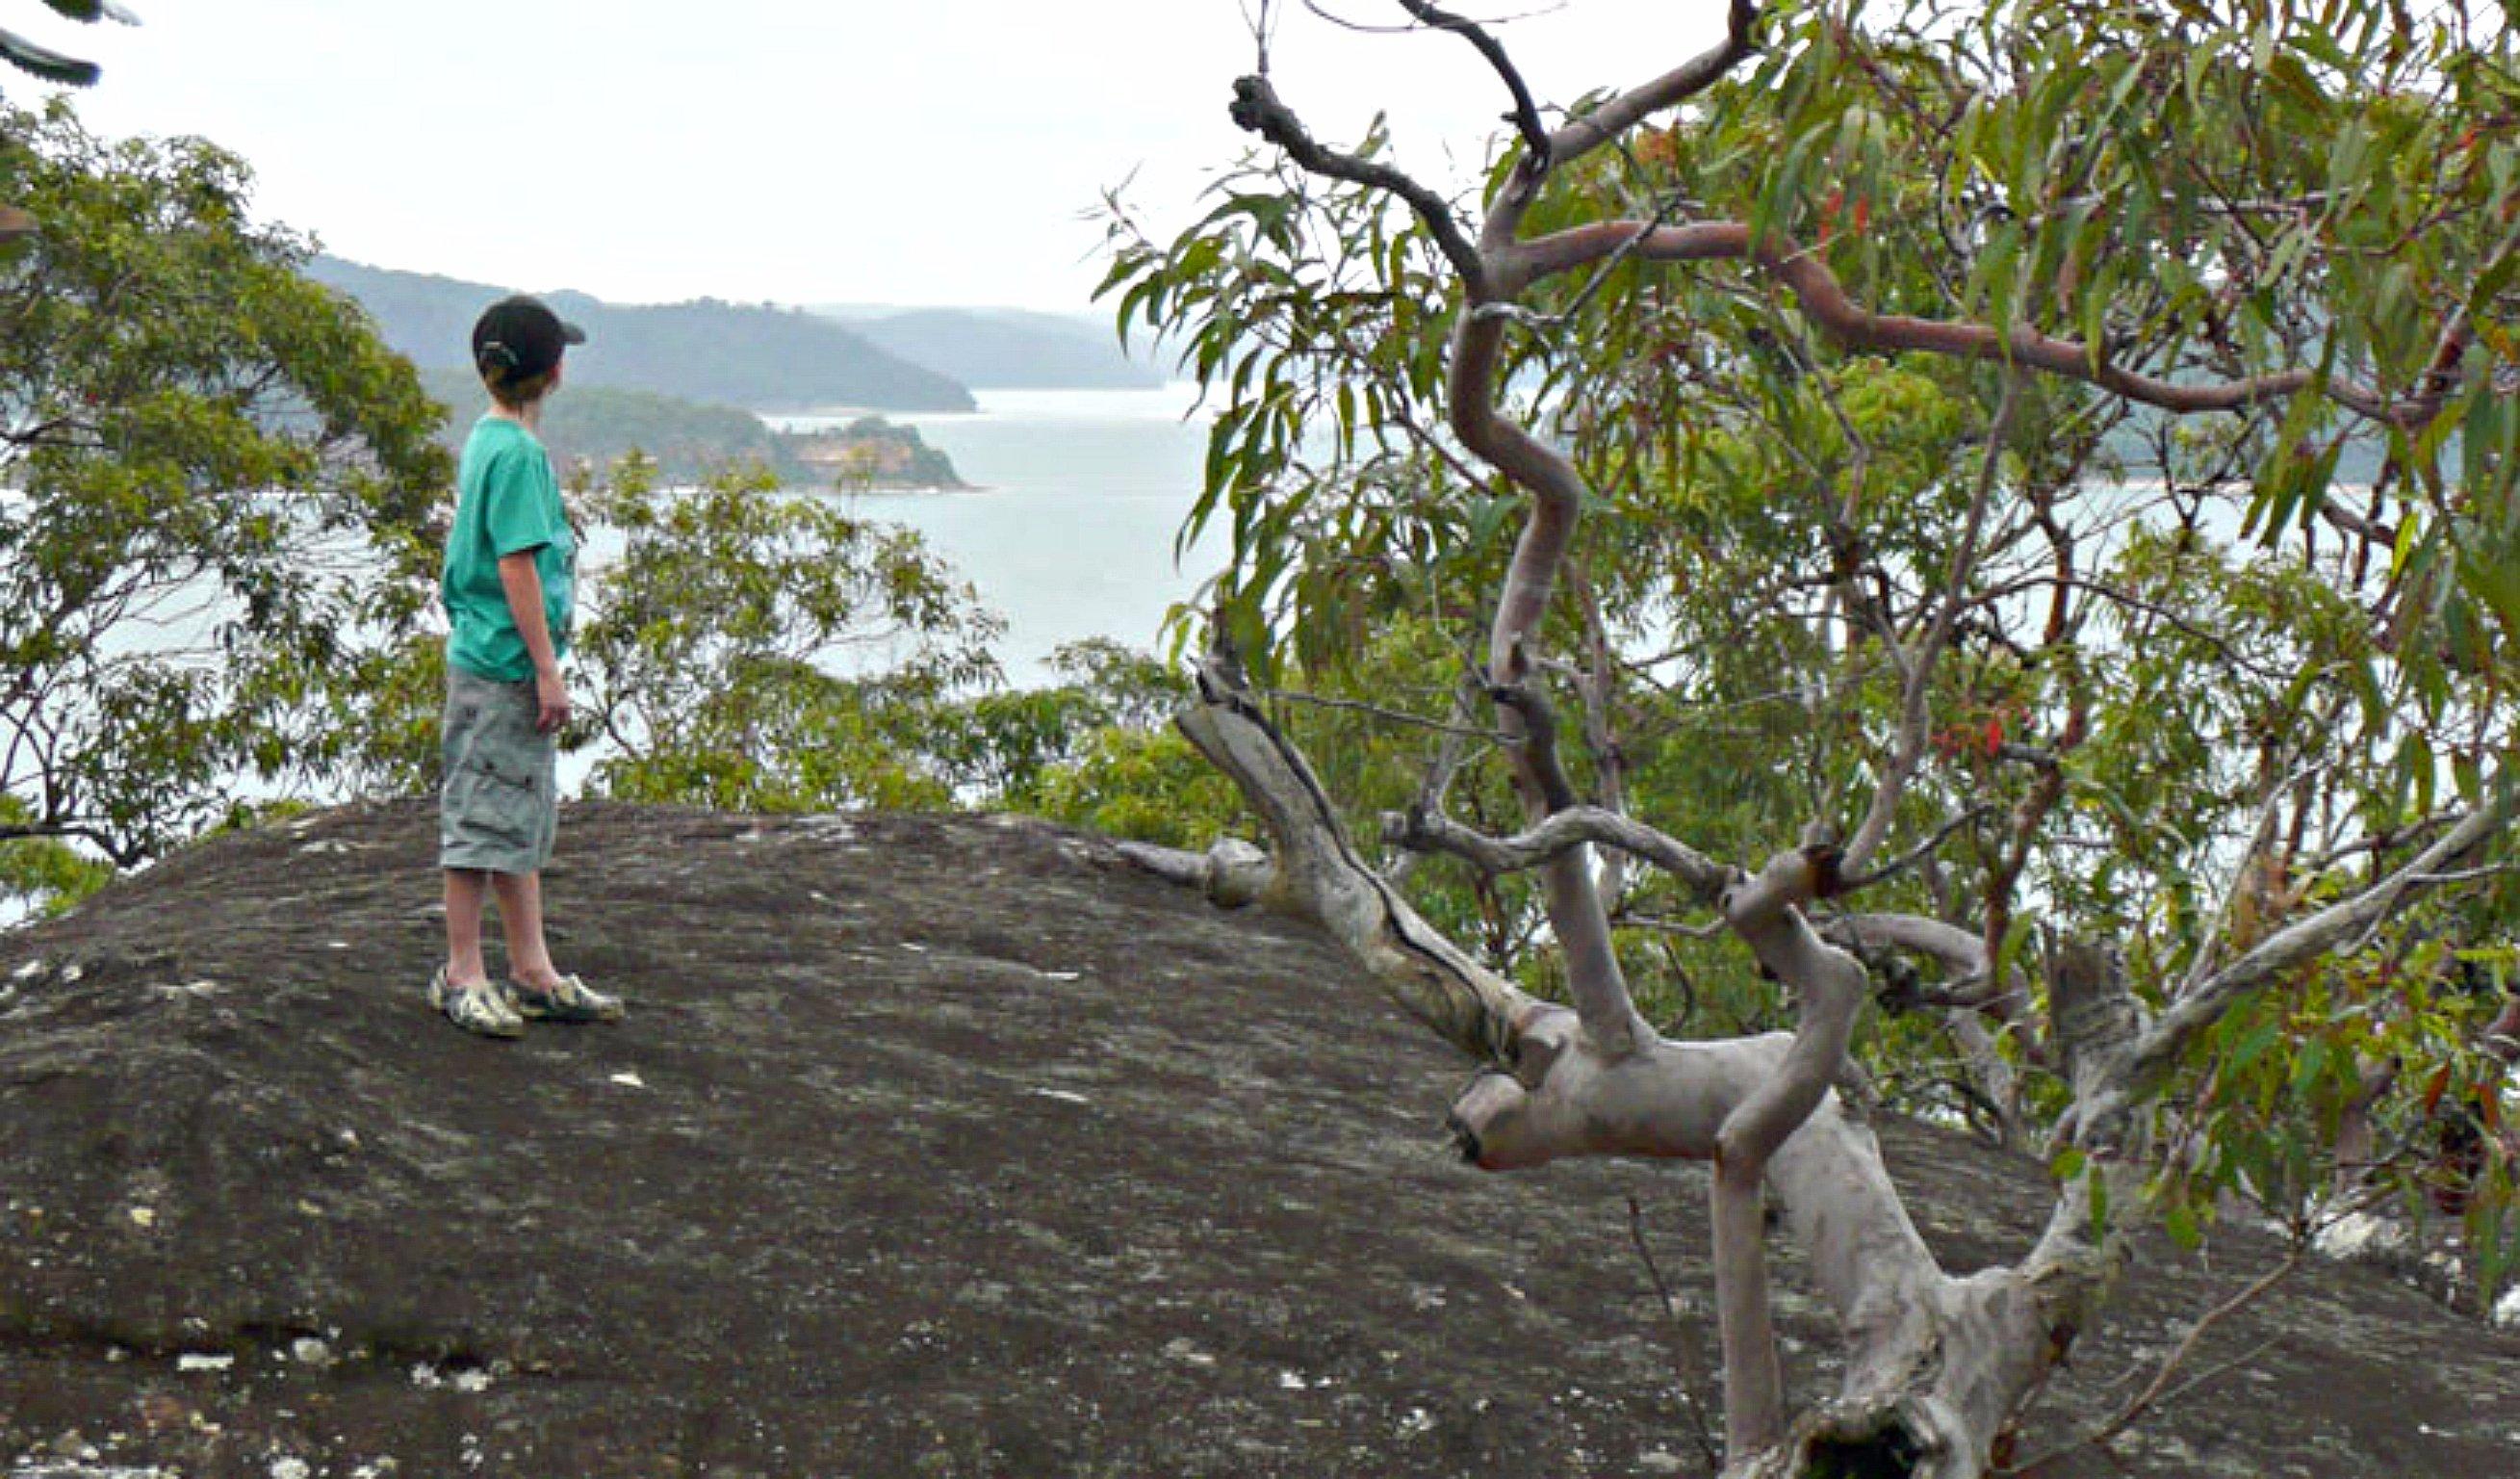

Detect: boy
[429,294,624,1037]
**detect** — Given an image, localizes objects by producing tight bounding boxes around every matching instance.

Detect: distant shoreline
[772,382,1208,431]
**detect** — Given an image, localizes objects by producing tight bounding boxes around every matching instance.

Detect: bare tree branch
[1839,804,1999,896]
[1227,73,1488,292]
[2005,1250,2305,1474]
[1538,0,1760,178]
[1396,0,1551,169]
[1828,911,1995,979]
[1471,208,1675,328]
[1844,376,2019,875]
[1384,800,1736,900]
[1708,845,1877,1458]
[1257,684,1516,741]
[1114,836,1277,908]
[2177,758,2327,999]
[1628,1194,1725,1471]
[1444,305,1644,1056]
[1173,647,1553,1065]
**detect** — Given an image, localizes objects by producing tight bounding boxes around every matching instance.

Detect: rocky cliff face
[2,803,2514,1477]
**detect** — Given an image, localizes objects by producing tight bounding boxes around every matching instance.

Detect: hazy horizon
[46,2,1721,317]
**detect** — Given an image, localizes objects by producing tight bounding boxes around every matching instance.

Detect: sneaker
[508,973,625,1024]
[428,965,525,1039]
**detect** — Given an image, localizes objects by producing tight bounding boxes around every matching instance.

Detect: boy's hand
[533,668,569,734]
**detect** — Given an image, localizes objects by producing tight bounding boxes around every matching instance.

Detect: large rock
[1,802,2513,1477]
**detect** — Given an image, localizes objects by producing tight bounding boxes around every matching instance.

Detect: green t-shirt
[443,416,576,682]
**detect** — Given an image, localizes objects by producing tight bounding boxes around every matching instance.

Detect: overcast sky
[50,2,1721,313]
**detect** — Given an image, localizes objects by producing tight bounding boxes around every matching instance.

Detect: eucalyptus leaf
[0,26,97,85]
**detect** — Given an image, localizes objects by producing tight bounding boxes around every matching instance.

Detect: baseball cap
[471,295,587,383]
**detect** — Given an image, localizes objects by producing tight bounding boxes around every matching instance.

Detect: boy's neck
[488,402,544,434]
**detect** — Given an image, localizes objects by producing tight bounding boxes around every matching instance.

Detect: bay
[778,384,1222,685]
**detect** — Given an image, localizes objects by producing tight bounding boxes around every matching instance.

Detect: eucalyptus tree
[0,102,447,889]
[1107,1,2519,1473]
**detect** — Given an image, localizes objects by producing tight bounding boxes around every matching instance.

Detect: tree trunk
[1144,662,2142,1478]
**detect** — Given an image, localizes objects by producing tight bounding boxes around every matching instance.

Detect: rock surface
[1,801,2514,1477]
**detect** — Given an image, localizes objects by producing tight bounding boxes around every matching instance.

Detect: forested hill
[818,304,1169,390]
[305,256,976,413]
[418,369,969,490]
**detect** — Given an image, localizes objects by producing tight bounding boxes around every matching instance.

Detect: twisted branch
[1228,73,1488,293]
[1503,221,2468,427]
[1383,800,1736,900]
[1540,0,1761,178]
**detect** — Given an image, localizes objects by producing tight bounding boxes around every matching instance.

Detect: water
[779,384,1222,684]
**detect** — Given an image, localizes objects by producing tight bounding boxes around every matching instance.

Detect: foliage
[1021,727,1247,846]
[914,640,1179,803]
[1104,0,2520,1300]
[0,3,135,262]
[322,632,449,804]
[0,101,449,895]
[570,457,1005,813]
[0,797,109,915]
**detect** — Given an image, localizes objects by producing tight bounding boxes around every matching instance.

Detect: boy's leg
[494,869,624,1022]
[490,869,558,990]
[443,868,493,986]
[433,866,523,1037]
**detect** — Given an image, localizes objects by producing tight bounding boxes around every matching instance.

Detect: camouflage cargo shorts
[439,665,558,875]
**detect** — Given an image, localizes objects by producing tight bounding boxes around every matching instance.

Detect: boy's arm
[497,549,569,734]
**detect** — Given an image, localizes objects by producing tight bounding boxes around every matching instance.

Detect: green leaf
[40,2,141,22]
[2246,376,2335,544]
[2292,1037,2330,1100]
[2164,1199,2203,1252]
[0,27,98,85]
[2226,1021,2281,1080]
